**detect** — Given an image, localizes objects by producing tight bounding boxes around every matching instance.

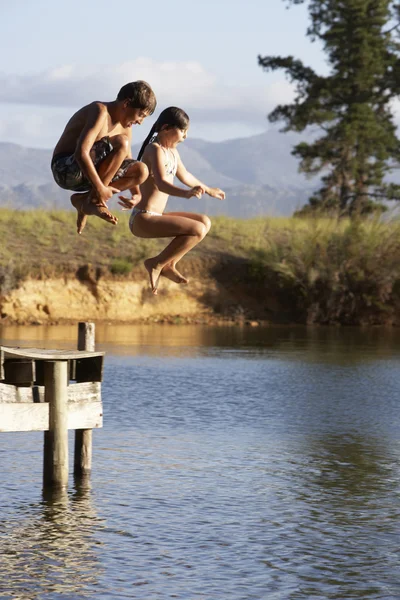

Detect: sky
[1,0,328,149]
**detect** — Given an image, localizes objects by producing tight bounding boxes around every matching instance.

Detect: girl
[118,107,225,295]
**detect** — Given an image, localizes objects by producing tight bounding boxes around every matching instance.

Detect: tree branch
[383,22,400,34]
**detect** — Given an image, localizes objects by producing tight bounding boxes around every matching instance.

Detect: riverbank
[1,209,400,326]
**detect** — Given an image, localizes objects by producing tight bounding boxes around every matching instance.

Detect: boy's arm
[75,103,119,205]
[176,154,225,199]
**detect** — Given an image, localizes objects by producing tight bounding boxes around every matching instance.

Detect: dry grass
[0,208,163,279]
[226,216,400,324]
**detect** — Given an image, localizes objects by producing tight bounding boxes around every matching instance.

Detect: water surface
[1,324,400,599]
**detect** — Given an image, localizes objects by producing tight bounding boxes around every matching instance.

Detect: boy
[51,80,156,234]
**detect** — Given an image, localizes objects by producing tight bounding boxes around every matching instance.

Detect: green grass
[109,258,134,276]
[0,208,163,278]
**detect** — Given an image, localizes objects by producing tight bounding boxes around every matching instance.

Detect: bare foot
[144,258,162,295]
[71,193,89,234]
[161,264,188,285]
[83,197,118,227]
[70,193,118,234]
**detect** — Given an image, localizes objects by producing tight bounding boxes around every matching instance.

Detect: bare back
[52,101,130,157]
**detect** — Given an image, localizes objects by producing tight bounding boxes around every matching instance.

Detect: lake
[1,324,400,599]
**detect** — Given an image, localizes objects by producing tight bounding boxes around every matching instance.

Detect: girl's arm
[118,144,203,210]
[149,145,203,198]
[176,154,225,200]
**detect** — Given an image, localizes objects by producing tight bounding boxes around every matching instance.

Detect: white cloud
[0,60,298,147]
[0,59,296,128]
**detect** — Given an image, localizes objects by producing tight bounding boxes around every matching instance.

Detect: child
[118,107,225,295]
[51,81,156,234]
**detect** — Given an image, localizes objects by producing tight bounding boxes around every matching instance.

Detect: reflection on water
[2,322,400,361]
[0,480,103,599]
[268,433,400,599]
[306,434,398,504]
[1,324,400,598]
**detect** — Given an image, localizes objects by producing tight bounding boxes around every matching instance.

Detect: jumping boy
[51,80,156,234]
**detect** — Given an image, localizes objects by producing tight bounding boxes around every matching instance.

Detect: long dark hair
[137,107,189,160]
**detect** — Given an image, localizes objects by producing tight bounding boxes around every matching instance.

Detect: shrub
[109,258,133,276]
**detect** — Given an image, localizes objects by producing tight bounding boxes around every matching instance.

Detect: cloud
[0,59,296,127]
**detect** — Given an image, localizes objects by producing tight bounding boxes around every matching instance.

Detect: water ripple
[1,326,400,598]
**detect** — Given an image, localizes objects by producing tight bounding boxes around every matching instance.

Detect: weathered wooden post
[43,360,69,489]
[74,322,95,478]
[0,330,104,492]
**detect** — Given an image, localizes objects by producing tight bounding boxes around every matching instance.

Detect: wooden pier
[0,323,104,489]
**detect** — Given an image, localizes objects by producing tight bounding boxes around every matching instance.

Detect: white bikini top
[150,136,177,176]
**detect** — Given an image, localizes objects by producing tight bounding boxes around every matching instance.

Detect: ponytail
[137,121,158,160]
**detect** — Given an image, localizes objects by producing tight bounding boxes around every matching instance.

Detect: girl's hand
[117,195,139,211]
[186,185,205,199]
[95,184,120,206]
[130,186,142,205]
[207,187,225,200]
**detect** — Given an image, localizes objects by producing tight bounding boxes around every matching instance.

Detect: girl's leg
[158,212,211,284]
[163,212,211,263]
[132,214,207,294]
[166,212,211,234]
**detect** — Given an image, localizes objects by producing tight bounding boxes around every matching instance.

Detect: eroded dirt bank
[2,255,400,327]
[0,259,270,325]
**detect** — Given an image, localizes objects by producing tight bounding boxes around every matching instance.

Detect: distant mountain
[185,130,310,188]
[0,131,318,216]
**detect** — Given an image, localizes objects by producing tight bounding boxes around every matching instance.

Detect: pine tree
[259,0,400,215]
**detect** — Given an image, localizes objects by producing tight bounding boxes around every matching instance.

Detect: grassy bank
[1,208,400,325]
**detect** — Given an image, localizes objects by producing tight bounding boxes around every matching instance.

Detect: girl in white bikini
[118,107,225,295]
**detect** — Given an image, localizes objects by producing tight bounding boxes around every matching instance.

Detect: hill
[0,130,316,216]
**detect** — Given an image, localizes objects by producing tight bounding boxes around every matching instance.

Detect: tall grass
[220,216,400,324]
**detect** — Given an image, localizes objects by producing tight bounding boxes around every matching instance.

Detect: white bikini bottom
[129,207,162,230]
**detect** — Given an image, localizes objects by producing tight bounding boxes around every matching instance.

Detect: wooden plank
[3,359,35,386]
[68,382,102,403]
[75,356,103,383]
[0,383,36,403]
[0,381,101,404]
[0,402,103,432]
[0,346,104,360]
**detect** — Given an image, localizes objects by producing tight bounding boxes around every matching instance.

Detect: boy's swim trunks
[51,137,137,192]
